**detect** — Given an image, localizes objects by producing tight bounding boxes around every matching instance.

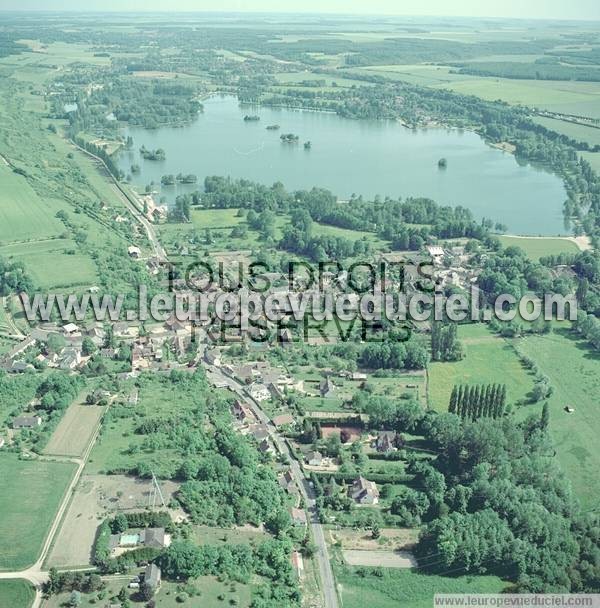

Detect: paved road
[204,364,340,608]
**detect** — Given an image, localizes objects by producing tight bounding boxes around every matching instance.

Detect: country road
[203,363,340,608]
[71,141,168,262]
[0,403,106,607]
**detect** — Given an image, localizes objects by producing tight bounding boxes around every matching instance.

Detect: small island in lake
[244,115,260,122]
[304,141,312,149]
[140,145,166,161]
[280,133,300,143]
[266,124,280,130]
[438,157,447,169]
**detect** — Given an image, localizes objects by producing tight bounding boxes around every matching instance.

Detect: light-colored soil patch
[343,549,417,568]
[47,473,183,568]
[43,404,105,458]
[46,477,100,567]
[331,527,418,551]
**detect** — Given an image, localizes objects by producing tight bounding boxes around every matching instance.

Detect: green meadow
[0,455,76,570]
[428,324,534,412]
[0,579,35,608]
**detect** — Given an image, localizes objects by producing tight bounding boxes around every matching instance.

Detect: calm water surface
[117,95,568,235]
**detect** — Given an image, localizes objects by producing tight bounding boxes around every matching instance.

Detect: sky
[1,0,599,21]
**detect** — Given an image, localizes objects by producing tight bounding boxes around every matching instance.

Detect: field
[533,116,600,147]
[428,324,535,412]
[0,239,98,290]
[42,401,105,458]
[336,566,506,608]
[0,454,76,570]
[436,77,600,118]
[497,235,581,260]
[0,164,64,244]
[516,327,600,509]
[0,579,35,608]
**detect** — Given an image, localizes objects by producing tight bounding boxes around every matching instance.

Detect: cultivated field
[517,327,600,509]
[43,402,105,458]
[428,324,535,411]
[0,454,76,570]
[0,579,35,608]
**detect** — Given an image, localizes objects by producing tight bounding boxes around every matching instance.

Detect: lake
[117,95,568,235]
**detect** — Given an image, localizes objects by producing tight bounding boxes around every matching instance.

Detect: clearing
[497,235,582,260]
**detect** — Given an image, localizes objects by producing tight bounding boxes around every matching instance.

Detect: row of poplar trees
[448,383,506,420]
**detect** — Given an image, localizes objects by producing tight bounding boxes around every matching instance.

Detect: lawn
[0,579,35,608]
[191,208,244,229]
[497,235,580,261]
[44,577,252,608]
[0,454,76,570]
[336,565,506,608]
[516,326,600,509]
[428,324,535,412]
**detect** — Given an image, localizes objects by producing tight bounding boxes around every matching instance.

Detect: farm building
[13,415,42,429]
[349,476,380,505]
[144,563,161,593]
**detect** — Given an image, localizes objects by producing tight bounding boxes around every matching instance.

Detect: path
[0,403,106,607]
[203,362,340,608]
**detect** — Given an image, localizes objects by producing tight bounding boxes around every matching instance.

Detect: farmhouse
[13,415,42,429]
[305,450,324,466]
[375,431,400,453]
[59,347,82,370]
[290,507,308,526]
[144,563,161,594]
[204,348,221,366]
[319,376,335,398]
[128,245,141,258]
[272,413,294,428]
[349,476,380,505]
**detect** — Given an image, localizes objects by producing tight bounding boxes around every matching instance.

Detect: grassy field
[428,324,535,412]
[581,151,600,172]
[42,402,105,458]
[0,239,98,289]
[436,77,600,118]
[0,454,76,570]
[0,579,35,608]
[497,235,580,260]
[0,164,65,244]
[533,116,600,147]
[516,327,600,509]
[336,566,506,608]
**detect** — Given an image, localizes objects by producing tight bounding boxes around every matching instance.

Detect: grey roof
[144,563,161,589]
[142,528,166,548]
